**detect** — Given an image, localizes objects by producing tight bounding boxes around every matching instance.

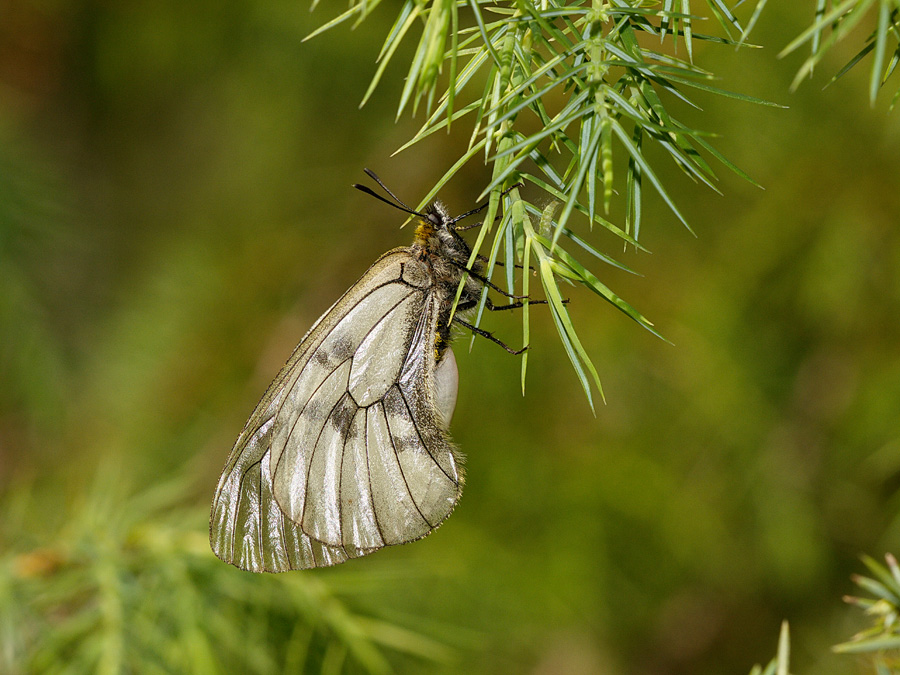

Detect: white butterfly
[210,176,521,572]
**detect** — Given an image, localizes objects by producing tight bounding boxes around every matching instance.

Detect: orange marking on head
[414,217,435,244]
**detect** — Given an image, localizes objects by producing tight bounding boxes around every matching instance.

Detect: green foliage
[1,2,900,675]
[834,554,900,672]
[308,0,780,407]
[779,0,900,108]
[748,621,792,675]
[0,471,451,674]
[747,556,900,675]
[306,0,900,407]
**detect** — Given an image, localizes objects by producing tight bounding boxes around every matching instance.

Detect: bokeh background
[2,2,900,674]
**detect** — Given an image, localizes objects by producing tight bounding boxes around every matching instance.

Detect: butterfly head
[351,171,478,265]
[415,201,473,264]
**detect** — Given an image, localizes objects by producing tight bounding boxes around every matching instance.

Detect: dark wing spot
[332,336,355,360]
[303,397,323,423]
[329,394,358,440]
[383,386,405,418]
[383,388,423,455]
[314,336,355,368]
[393,432,420,455]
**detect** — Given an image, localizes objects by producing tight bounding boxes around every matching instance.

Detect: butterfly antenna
[449,182,524,227]
[449,203,490,226]
[353,170,431,220]
[363,169,415,211]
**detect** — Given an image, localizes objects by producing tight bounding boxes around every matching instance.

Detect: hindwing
[210,249,465,572]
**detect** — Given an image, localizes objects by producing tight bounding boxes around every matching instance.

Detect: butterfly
[210,172,525,572]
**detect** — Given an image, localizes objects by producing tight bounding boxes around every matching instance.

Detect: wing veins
[273,357,350,483]
[273,284,424,540]
[221,455,264,567]
[257,462,264,561]
[364,408,389,547]
[215,253,466,569]
[389,290,458,486]
[336,408,350,549]
[268,280,418,439]
[230,454,265,556]
[298,382,353,537]
[231,413,274,486]
[276,486,291,570]
[396,385,457,486]
[270,283,420,482]
[223,258,413,491]
[381,401,434,528]
[225,263,446,561]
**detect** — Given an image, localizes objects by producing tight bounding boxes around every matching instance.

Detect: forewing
[272,279,464,550]
[210,250,465,572]
[210,251,411,571]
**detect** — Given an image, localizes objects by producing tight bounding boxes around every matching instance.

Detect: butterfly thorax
[413,203,466,257]
[413,201,483,300]
[410,202,485,363]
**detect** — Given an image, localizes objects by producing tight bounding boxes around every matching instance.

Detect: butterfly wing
[210,249,464,572]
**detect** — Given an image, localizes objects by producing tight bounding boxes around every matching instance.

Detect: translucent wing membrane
[210,250,465,572]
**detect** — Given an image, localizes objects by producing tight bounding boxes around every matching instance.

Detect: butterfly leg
[458,296,566,312]
[452,183,525,229]
[487,259,530,270]
[450,262,528,299]
[451,263,570,302]
[480,296,562,312]
[453,317,527,355]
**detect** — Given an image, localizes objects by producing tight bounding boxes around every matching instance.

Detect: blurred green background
[2,2,900,674]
